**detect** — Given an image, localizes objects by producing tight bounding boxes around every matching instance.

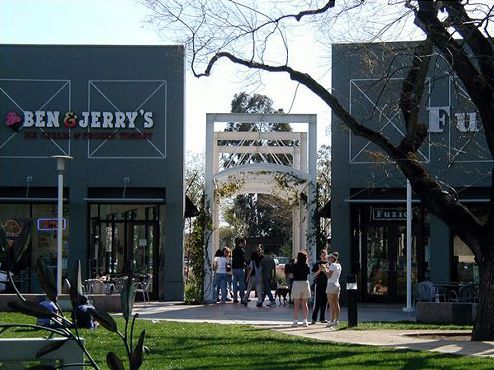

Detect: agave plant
[0,259,147,370]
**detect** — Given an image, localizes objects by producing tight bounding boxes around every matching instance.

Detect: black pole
[346,274,358,327]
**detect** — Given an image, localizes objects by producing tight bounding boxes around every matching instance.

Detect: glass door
[363,223,419,302]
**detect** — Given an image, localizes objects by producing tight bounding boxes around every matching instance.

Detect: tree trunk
[472,256,494,340]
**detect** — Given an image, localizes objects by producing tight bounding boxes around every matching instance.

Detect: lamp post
[403,179,414,312]
[52,155,72,295]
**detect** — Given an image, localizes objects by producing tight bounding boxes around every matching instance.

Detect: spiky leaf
[36,339,67,358]
[106,351,125,370]
[88,307,118,332]
[120,277,135,321]
[130,329,146,370]
[8,300,55,319]
[36,259,57,301]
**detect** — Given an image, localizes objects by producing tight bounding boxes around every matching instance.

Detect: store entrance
[361,218,426,303]
[89,204,160,300]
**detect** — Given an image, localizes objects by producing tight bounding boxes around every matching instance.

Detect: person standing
[241,251,264,307]
[212,248,223,302]
[260,246,276,307]
[324,251,342,326]
[232,238,247,303]
[310,249,328,324]
[291,251,311,327]
[215,247,232,303]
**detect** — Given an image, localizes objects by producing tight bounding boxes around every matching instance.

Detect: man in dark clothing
[260,246,276,307]
[231,238,247,303]
[311,249,328,324]
[72,295,97,329]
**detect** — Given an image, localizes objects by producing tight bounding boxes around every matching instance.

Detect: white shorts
[291,280,311,299]
[326,282,341,295]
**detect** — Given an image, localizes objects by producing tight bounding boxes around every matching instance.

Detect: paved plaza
[133,300,494,358]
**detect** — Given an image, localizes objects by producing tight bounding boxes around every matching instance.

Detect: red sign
[37,218,67,231]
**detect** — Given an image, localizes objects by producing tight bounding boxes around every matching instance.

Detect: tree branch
[399,38,433,152]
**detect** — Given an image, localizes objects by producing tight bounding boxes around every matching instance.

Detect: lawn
[0,313,492,370]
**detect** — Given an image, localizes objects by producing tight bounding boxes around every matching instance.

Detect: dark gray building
[0,45,185,300]
[331,42,486,302]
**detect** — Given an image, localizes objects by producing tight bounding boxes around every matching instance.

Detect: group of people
[212,238,342,329]
[309,249,342,327]
[212,239,277,307]
[36,294,98,329]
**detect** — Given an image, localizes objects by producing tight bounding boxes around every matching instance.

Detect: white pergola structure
[204,113,317,302]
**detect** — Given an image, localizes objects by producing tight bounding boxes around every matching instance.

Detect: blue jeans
[232,268,245,300]
[216,273,228,302]
[263,277,275,302]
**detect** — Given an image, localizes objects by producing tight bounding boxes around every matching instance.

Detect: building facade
[0,45,185,300]
[331,42,485,302]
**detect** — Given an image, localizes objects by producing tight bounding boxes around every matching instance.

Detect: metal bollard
[346,275,358,327]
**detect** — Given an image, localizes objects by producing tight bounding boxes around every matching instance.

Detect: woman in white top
[215,247,232,303]
[323,251,342,326]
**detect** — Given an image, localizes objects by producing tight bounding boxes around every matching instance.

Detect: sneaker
[309,321,317,325]
[291,320,298,327]
[225,298,232,302]
[240,301,248,306]
[320,320,327,323]
[302,320,309,327]
[233,299,239,303]
[267,301,276,307]
[326,321,335,327]
[256,303,263,308]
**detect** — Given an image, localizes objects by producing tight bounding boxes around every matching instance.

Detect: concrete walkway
[133,301,494,358]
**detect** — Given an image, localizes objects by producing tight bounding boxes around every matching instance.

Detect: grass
[0,313,492,369]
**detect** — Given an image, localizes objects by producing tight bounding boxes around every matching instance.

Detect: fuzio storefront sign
[427,107,479,133]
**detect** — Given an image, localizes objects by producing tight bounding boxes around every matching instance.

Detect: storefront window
[453,235,478,283]
[89,204,159,279]
[0,203,68,293]
[32,204,69,285]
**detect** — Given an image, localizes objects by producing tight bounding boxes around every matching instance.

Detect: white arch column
[204,114,215,303]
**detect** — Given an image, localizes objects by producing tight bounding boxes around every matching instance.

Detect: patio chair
[458,284,479,303]
[89,280,105,294]
[416,281,436,302]
[134,278,152,302]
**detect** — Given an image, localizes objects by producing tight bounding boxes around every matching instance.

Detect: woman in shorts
[324,252,342,326]
[290,251,311,327]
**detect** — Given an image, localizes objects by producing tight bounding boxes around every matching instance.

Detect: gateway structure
[0,45,185,300]
[204,113,317,301]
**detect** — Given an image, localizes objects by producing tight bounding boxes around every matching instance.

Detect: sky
[0,0,331,154]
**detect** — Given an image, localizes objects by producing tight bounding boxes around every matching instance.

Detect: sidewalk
[133,300,494,358]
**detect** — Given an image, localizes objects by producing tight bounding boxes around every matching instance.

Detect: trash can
[346,275,358,327]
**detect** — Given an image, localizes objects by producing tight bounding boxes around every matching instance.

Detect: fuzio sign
[427,107,479,133]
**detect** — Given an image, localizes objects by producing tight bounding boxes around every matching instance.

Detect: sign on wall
[0,79,167,159]
[372,207,407,221]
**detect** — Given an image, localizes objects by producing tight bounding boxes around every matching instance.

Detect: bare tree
[142,0,494,340]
